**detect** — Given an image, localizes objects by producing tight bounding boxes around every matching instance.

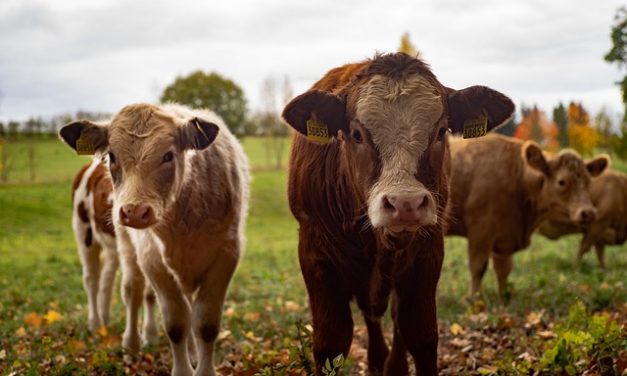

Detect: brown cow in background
[446,134,608,300]
[282,52,514,375]
[538,168,627,269]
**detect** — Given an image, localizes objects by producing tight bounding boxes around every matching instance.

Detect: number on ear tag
[306,115,330,144]
[462,115,488,139]
[75,133,95,155]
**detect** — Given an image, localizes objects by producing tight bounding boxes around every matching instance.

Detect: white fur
[355,75,442,229]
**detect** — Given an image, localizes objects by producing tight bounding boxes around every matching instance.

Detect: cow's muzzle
[119,204,157,229]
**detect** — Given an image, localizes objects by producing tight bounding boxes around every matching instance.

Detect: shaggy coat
[283,52,515,375]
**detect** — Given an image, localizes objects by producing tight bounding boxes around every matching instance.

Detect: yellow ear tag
[462,115,488,139]
[75,132,95,155]
[306,115,330,144]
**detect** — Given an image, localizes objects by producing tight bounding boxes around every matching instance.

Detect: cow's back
[591,170,627,244]
[72,159,115,247]
[447,135,534,251]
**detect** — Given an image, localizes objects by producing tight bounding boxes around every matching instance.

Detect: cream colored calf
[61,103,249,376]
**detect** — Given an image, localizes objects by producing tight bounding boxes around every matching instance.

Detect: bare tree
[259,75,289,169]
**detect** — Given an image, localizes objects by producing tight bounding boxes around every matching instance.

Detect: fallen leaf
[44,310,61,324]
[284,301,301,312]
[449,338,471,348]
[538,330,557,339]
[68,340,86,353]
[526,310,543,326]
[218,330,231,341]
[244,312,260,322]
[0,349,6,360]
[97,325,108,338]
[224,307,236,317]
[23,312,42,328]
[15,327,26,337]
[482,347,495,361]
[15,342,29,356]
[450,323,465,335]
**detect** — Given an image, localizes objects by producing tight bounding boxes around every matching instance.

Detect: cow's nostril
[580,209,596,223]
[382,196,395,211]
[120,207,129,221]
[416,194,428,209]
[140,207,150,220]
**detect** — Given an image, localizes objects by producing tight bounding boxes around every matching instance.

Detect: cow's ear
[180,117,219,150]
[586,154,609,177]
[281,90,347,144]
[447,86,515,138]
[59,120,109,155]
[523,141,550,176]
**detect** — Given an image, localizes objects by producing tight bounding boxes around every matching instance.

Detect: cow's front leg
[492,253,513,303]
[191,249,238,376]
[142,285,159,346]
[118,232,144,353]
[301,261,353,373]
[77,234,103,333]
[384,293,408,376]
[393,237,443,376]
[467,236,492,300]
[141,253,193,376]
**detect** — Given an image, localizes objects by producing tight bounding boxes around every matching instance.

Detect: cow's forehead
[355,74,443,158]
[551,152,588,178]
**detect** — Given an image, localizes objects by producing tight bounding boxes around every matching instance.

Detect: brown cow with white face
[283,52,514,375]
[60,103,249,376]
[446,134,608,300]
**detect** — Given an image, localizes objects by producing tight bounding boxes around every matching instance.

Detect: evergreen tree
[552,102,569,147]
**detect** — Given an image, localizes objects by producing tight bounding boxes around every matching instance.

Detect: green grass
[0,138,625,375]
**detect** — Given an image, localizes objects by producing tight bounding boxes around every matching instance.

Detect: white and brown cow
[446,134,608,300]
[61,103,250,376]
[71,159,158,350]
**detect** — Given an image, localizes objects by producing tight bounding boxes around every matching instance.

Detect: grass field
[0,138,625,375]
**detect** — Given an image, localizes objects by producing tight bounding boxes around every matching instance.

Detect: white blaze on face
[355,74,443,230]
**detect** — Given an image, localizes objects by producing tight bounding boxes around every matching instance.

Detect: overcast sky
[0,0,625,126]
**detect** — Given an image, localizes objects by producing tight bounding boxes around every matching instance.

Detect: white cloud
[0,0,624,124]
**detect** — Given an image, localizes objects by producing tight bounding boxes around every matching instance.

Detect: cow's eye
[437,127,448,141]
[557,179,566,187]
[351,129,363,144]
[108,152,116,165]
[162,151,174,163]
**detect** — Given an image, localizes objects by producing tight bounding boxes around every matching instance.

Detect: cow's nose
[578,207,597,225]
[382,192,430,224]
[119,204,156,229]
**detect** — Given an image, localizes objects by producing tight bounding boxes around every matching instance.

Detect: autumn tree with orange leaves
[514,106,559,151]
[567,102,600,156]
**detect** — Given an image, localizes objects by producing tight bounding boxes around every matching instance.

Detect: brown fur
[446,134,606,299]
[538,169,627,268]
[284,52,514,375]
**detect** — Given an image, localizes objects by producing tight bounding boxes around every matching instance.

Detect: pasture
[0,138,625,375]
